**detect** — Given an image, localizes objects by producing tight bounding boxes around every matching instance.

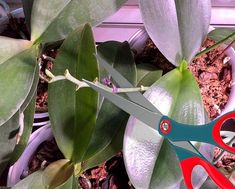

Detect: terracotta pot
[7,124,53,187]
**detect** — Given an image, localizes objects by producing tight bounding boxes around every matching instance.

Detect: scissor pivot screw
[160,120,171,134]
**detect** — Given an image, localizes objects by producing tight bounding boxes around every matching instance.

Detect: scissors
[83,54,235,189]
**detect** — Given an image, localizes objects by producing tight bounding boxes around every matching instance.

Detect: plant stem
[195,32,235,58]
[209,39,235,65]
[45,69,149,93]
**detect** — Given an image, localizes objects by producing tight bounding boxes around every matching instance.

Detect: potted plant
[35,0,235,188]
[1,0,235,189]
[0,0,130,188]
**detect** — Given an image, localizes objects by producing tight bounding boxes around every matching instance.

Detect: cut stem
[45,69,149,93]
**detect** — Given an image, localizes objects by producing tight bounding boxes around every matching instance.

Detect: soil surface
[36,50,56,112]
[27,138,64,176]
[189,38,232,120]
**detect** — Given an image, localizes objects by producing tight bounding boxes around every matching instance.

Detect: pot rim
[7,124,53,187]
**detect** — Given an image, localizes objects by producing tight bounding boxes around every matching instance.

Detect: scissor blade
[83,79,161,130]
[96,53,160,114]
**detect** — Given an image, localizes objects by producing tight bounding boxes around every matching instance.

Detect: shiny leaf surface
[84,41,136,160]
[0,112,19,176]
[139,0,211,65]
[43,159,74,188]
[10,86,37,164]
[136,63,162,87]
[30,0,127,43]
[0,38,37,126]
[12,164,77,189]
[124,67,210,188]
[48,24,98,163]
[208,28,235,49]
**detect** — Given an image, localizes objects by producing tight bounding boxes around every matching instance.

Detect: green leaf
[208,28,235,49]
[12,161,77,189]
[43,159,74,188]
[0,37,37,126]
[124,67,208,188]
[48,24,98,163]
[9,65,39,164]
[139,0,211,66]
[83,43,163,170]
[19,64,39,112]
[84,41,136,160]
[12,171,46,189]
[82,123,124,170]
[10,88,37,164]
[0,112,19,176]
[136,63,162,87]
[55,174,79,189]
[30,0,127,43]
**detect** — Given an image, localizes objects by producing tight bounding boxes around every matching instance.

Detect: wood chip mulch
[189,38,232,120]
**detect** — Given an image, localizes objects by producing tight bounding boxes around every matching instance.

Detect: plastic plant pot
[7,124,53,187]
[0,0,9,18]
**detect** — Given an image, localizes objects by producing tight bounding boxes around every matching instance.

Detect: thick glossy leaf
[84,41,136,160]
[136,63,162,87]
[56,174,79,189]
[82,124,124,171]
[12,170,78,189]
[10,90,37,164]
[30,0,127,43]
[43,159,74,188]
[0,38,37,126]
[12,171,45,189]
[48,24,98,163]
[0,112,19,176]
[139,0,211,66]
[208,28,235,49]
[83,61,163,170]
[124,67,209,188]
[19,64,39,112]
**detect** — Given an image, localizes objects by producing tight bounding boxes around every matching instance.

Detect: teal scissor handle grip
[173,144,235,189]
[159,111,235,154]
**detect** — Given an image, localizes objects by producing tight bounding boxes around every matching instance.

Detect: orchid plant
[0,0,137,188]
[1,0,235,188]
[40,0,235,188]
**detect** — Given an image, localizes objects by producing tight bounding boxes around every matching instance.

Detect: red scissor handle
[180,157,234,189]
[213,112,235,154]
